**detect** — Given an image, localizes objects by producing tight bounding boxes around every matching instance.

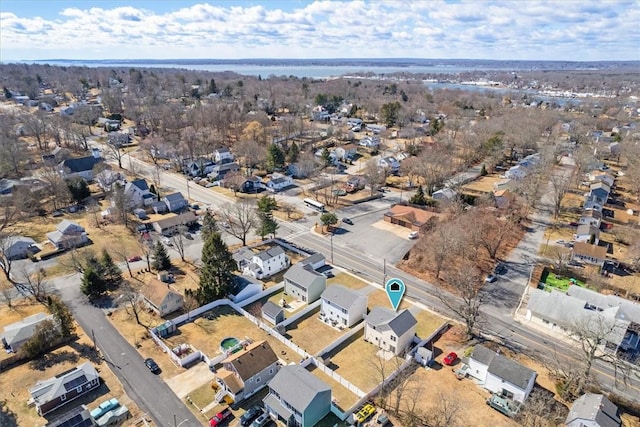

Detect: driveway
[165,362,214,399]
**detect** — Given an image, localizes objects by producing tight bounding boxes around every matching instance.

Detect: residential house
[383,205,439,231]
[162,192,188,213]
[310,107,331,122]
[494,190,516,209]
[366,124,386,134]
[364,307,417,356]
[124,178,155,208]
[377,156,400,173]
[45,405,98,427]
[571,242,608,267]
[152,200,168,215]
[344,175,366,193]
[215,340,280,403]
[1,312,54,352]
[432,188,457,201]
[230,275,263,303]
[141,278,184,317]
[320,285,368,328]
[1,235,36,260]
[0,178,20,195]
[58,153,101,182]
[284,262,326,304]
[208,162,240,181]
[579,210,603,229]
[266,174,293,192]
[107,132,131,148]
[152,211,198,236]
[588,172,615,188]
[505,165,528,180]
[466,345,537,403]
[47,220,89,249]
[239,246,289,280]
[565,393,622,427]
[526,286,640,353]
[264,364,331,427]
[213,147,234,163]
[262,301,285,325]
[95,169,125,192]
[583,197,604,212]
[359,136,381,149]
[29,363,100,416]
[494,178,515,192]
[589,182,611,205]
[574,224,600,244]
[185,158,215,177]
[42,146,71,166]
[333,144,358,162]
[240,176,265,193]
[346,118,363,128]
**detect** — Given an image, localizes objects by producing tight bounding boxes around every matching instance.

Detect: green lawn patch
[543,272,585,291]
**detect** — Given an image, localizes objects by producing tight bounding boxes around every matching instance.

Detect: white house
[124,179,155,208]
[213,147,234,163]
[359,136,381,149]
[574,224,600,244]
[565,393,622,427]
[141,278,184,317]
[583,197,604,212]
[364,308,417,356]
[333,144,358,161]
[241,246,289,280]
[505,165,528,180]
[266,174,293,192]
[1,235,36,260]
[1,312,55,352]
[320,285,368,328]
[58,153,102,182]
[46,220,89,249]
[432,188,457,201]
[588,172,615,188]
[466,345,537,403]
[578,210,603,229]
[229,275,263,303]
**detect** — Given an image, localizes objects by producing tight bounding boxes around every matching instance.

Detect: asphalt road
[54,277,202,427]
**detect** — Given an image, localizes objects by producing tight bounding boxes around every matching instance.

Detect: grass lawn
[186,381,215,410]
[285,308,347,355]
[324,329,401,393]
[367,290,410,312]
[328,272,370,290]
[413,310,447,340]
[305,365,358,411]
[544,272,585,291]
[461,174,501,194]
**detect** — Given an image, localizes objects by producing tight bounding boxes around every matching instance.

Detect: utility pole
[91,329,96,351]
[330,232,334,264]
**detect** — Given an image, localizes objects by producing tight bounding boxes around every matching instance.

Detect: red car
[127,255,142,262]
[443,352,458,366]
[209,408,232,426]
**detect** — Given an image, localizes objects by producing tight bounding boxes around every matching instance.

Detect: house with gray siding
[284,262,326,304]
[320,285,368,328]
[364,308,417,356]
[565,393,621,427]
[264,364,331,427]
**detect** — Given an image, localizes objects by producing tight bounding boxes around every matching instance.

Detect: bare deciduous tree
[219,200,257,246]
[170,225,188,262]
[549,170,572,219]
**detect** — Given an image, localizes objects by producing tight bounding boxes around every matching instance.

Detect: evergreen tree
[201,210,218,241]
[47,296,76,338]
[257,212,279,240]
[321,148,332,166]
[480,164,488,176]
[266,144,285,171]
[100,249,122,286]
[208,79,218,94]
[191,232,236,304]
[66,177,90,203]
[3,86,12,99]
[286,142,299,164]
[257,195,278,214]
[409,185,427,205]
[151,241,172,271]
[80,267,107,299]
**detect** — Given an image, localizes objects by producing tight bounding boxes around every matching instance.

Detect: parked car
[408,231,419,240]
[443,352,458,366]
[321,270,334,278]
[485,273,497,283]
[210,408,233,427]
[251,413,270,427]
[354,403,376,423]
[52,210,64,217]
[162,237,173,246]
[240,406,263,426]
[376,414,391,426]
[127,255,142,263]
[493,263,507,275]
[342,218,353,225]
[144,358,160,374]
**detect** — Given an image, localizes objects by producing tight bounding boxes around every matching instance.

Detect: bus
[303,198,325,212]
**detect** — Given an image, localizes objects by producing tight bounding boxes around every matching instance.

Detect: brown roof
[384,205,439,227]
[142,278,180,308]
[572,242,607,259]
[223,340,278,381]
[217,368,244,394]
[153,211,197,231]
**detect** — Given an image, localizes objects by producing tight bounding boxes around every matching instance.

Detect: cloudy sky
[1,0,639,61]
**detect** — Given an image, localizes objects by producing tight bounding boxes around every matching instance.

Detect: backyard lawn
[306,364,359,411]
[285,308,348,355]
[413,309,447,340]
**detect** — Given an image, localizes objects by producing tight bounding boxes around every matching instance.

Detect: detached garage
[2,235,36,260]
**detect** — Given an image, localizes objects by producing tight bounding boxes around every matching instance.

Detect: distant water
[29,60,512,79]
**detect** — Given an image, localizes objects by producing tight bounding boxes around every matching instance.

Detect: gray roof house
[565,393,621,427]
[47,220,89,250]
[467,344,537,403]
[589,182,611,204]
[262,301,285,325]
[320,285,368,328]
[1,312,54,352]
[124,179,155,208]
[162,192,188,213]
[364,308,417,356]
[29,363,100,416]
[1,235,36,260]
[526,286,640,353]
[574,224,600,244]
[284,262,327,304]
[58,154,101,182]
[264,364,331,427]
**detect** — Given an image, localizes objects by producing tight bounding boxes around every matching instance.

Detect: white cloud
[0,0,638,60]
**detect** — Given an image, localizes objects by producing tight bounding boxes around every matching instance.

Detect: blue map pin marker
[385,278,405,311]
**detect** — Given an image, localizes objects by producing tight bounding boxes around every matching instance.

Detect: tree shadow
[0,399,18,427]
[68,341,103,364]
[30,350,80,371]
